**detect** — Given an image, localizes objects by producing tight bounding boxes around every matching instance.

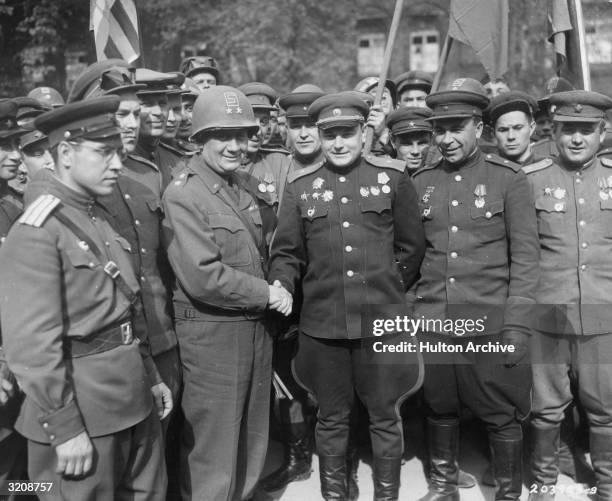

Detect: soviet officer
[524,90,612,501]
[269,91,426,501]
[0,96,167,499]
[410,78,539,501]
[393,70,433,108]
[387,106,433,171]
[162,85,291,501]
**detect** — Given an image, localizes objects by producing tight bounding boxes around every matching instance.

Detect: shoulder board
[159,141,184,157]
[412,158,440,177]
[364,154,405,172]
[483,153,521,172]
[287,160,324,183]
[169,168,194,188]
[522,158,554,175]
[18,194,61,227]
[127,153,159,171]
[600,156,612,168]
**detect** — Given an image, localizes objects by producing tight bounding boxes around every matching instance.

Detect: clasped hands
[268,280,293,316]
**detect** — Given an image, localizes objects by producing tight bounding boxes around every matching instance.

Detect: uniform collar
[48,175,97,213]
[443,147,482,171]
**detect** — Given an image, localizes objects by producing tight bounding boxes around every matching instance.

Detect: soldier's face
[433,117,482,164]
[535,115,553,139]
[178,97,196,140]
[369,88,393,115]
[320,124,363,168]
[59,139,123,197]
[163,100,183,140]
[0,137,21,181]
[20,144,54,176]
[555,120,605,167]
[393,131,431,170]
[138,94,169,140]
[264,109,278,144]
[287,117,320,158]
[200,129,248,174]
[115,96,141,153]
[494,111,535,162]
[193,72,217,91]
[247,109,270,154]
[399,89,428,108]
[484,81,510,99]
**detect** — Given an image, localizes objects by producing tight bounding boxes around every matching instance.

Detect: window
[410,30,440,72]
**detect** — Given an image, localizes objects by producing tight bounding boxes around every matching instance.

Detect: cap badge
[451,78,466,91]
[332,108,342,117]
[322,190,334,202]
[574,104,583,113]
[224,92,243,114]
[312,177,324,190]
[408,121,415,128]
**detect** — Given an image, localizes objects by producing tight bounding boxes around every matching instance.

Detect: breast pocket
[208,213,252,267]
[360,197,392,214]
[469,199,505,240]
[300,203,329,221]
[535,196,567,238]
[65,248,101,270]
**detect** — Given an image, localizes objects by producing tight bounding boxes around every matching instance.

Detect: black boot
[346,444,359,501]
[590,430,612,501]
[417,418,460,501]
[373,457,402,501]
[260,424,312,492]
[490,438,522,500]
[319,455,348,501]
[528,425,560,501]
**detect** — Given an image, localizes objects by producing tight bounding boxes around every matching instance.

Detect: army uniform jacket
[99,153,177,356]
[0,177,152,446]
[163,155,269,321]
[269,155,426,340]
[135,142,185,193]
[241,150,291,209]
[410,149,540,336]
[524,155,612,335]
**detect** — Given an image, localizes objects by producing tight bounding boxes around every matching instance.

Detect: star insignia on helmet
[226,108,233,114]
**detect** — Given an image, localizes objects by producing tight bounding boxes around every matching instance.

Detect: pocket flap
[65,249,99,268]
[360,197,392,213]
[470,199,504,219]
[300,204,329,220]
[601,198,612,210]
[535,196,567,213]
[208,213,244,233]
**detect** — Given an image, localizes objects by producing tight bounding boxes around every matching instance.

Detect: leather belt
[64,321,136,358]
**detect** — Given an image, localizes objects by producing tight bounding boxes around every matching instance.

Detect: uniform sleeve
[162,187,269,311]
[0,224,86,445]
[503,170,540,334]
[393,171,426,290]
[268,181,306,294]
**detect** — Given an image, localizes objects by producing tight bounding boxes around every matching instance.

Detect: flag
[548,0,588,88]
[90,0,140,63]
[447,0,509,81]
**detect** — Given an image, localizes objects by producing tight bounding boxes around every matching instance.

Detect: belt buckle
[104,261,121,279]
[121,322,133,344]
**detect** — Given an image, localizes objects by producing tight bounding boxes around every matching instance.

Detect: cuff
[142,350,162,386]
[38,401,86,446]
[249,278,271,312]
[503,296,536,335]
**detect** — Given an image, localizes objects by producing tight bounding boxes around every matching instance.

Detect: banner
[90,0,140,63]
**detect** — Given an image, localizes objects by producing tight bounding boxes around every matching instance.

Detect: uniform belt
[64,320,136,358]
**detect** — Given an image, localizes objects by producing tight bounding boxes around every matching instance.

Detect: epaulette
[522,158,554,175]
[169,168,193,188]
[18,194,61,227]
[127,153,159,172]
[364,154,405,172]
[483,153,521,172]
[159,141,184,157]
[597,146,612,158]
[287,160,324,183]
[412,157,441,177]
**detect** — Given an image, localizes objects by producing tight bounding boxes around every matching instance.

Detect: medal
[360,187,370,197]
[475,198,485,208]
[370,186,380,196]
[312,192,321,200]
[544,187,552,196]
[264,172,274,184]
[474,184,486,208]
[313,177,324,190]
[266,184,275,193]
[600,191,609,201]
[322,190,334,202]
[300,192,309,201]
[258,183,267,193]
[422,206,431,218]
[307,206,315,217]
[382,185,391,194]
[78,240,89,251]
[553,187,566,200]
[608,176,612,187]
[378,172,390,185]
[554,202,564,211]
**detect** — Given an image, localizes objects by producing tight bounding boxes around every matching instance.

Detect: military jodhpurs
[421,333,532,440]
[293,332,422,458]
[28,411,166,501]
[177,317,272,501]
[531,332,612,432]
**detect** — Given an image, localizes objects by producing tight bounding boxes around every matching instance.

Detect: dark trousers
[294,332,422,458]
[28,411,166,501]
[0,431,30,501]
[422,334,531,439]
[531,332,612,431]
[177,318,272,501]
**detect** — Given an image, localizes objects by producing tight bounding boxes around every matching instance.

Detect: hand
[151,382,173,420]
[366,105,386,137]
[0,376,15,405]
[502,330,530,368]
[268,280,293,316]
[55,431,94,477]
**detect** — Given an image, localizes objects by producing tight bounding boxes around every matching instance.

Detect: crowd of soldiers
[0,52,611,501]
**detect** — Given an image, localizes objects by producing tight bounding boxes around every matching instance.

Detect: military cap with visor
[0,99,22,139]
[179,56,220,81]
[387,106,433,136]
[189,85,259,141]
[135,69,183,96]
[536,76,575,116]
[426,78,490,120]
[354,76,397,107]
[394,70,433,94]
[308,92,370,130]
[549,90,612,123]
[12,97,47,125]
[278,84,324,118]
[181,77,201,98]
[485,90,538,126]
[238,82,278,112]
[34,95,122,148]
[67,59,132,102]
[19,123,48,151]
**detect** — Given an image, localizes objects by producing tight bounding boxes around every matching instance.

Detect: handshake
[268,280,293,316]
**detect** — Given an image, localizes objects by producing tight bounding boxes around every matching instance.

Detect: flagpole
[572,0,591,90]
[363,0,404,156]
[431,33,453,93]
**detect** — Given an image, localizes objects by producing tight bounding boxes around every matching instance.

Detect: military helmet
[190,85,259,141]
